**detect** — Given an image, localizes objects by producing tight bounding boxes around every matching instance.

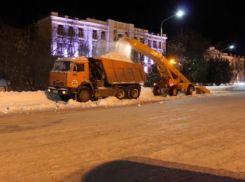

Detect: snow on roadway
[1,84,245,115]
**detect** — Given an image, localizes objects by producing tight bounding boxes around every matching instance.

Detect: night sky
[1,0,245,55]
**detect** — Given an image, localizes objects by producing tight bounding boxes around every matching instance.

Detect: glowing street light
[219,45,235,58]
[221,45,235,52]
[160,10,184,53]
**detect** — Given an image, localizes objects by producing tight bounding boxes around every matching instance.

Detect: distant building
[36,12,167,73]
[204,46,245,83]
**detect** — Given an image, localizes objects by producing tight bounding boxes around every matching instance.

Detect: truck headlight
[62,90,67,95]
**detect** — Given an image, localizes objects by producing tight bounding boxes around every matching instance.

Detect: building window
[78,40,89,56]
[118,34,123,38]
[78,28,84,38]
[57,25,65,36]
[153,41,157,48]
[92,30,98,39]
[101,31,106,40]
[57,43,63,55]
[140,38,145,44]
[159,42,162,49]
[67,44,75,56]
[114,33,123,41]
[148,40,151,47]
[68,26,75,37]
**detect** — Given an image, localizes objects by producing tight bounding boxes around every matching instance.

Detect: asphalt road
[1,92,245,182]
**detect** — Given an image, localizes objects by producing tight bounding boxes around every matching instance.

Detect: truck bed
[95,58,146,85]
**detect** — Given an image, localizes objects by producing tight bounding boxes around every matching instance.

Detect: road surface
[0,92,245,181]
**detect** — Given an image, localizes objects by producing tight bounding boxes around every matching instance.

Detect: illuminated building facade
[36,12,167,72]
[205,46,245,83]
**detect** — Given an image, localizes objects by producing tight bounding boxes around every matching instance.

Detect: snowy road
[1,90,245,181]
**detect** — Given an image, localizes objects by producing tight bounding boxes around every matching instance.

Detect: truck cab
[48,57,90,100]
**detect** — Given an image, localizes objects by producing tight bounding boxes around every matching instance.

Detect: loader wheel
[169,87,178,96]
[186,84,195,95]
[116,87,126,100]
[127,85,140,99]
[77,87,92,102]
[153,86,161,96]
[155,77,167,87]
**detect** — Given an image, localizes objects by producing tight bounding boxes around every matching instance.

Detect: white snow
[1,84,245,115]
[101,52,133,62]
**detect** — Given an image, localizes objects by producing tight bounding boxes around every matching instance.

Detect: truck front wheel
[77,88,92,102]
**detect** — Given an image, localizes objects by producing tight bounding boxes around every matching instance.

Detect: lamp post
[220,45,234,58]
[160,10,184,54]
[221,45,234,52]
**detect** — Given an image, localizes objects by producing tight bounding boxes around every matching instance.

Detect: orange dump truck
[48,57,146,102]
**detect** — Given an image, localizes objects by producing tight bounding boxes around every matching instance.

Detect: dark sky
[1,0,245,55]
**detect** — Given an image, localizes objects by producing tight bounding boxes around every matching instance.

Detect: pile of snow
[1,84,245,115]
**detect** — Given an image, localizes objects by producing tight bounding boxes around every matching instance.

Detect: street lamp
[219,45,235,58]
[160,10,184,53]
[221,45,234,52]
[220,45,234,58]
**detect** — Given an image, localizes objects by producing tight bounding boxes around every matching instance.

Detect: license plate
[53,90,58,93]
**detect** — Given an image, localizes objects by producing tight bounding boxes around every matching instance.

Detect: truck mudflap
[195,86,210,94]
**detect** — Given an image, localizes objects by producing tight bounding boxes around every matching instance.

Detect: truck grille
[53,81,64,86]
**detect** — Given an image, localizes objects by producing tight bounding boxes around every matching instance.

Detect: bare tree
[0,24,25,91]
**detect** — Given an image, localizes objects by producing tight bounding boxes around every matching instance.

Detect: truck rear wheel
[116,87,126,100]
[169,87,178,96]
[127,85,140,99]
[77,88,92,102]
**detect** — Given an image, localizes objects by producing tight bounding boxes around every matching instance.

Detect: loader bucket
[195,86,210,94]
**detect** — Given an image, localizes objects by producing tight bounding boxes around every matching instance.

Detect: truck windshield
[52,61,71,71]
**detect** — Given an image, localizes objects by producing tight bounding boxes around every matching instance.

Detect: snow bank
[1,84,245,115]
